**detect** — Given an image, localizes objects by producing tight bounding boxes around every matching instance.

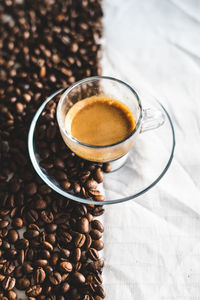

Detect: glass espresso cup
[57,76,165,165]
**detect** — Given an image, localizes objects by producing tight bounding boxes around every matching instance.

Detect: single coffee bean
[7,290,17,300]
[34,267,46,284]
[75,204,87,216]
[26,285,42,297]
[93,206,105,216]
[42,241,53,252]
[85,179,98,190]
[40,210,54,223]
[90,229,102,240]
[17,249,25,265]
[60,248,70,258]
[91,220,104,233]
[94,167,104,183]
[103,162,111,173]
[50,252,60,266]
[87,248,99,261]
[15,238,29,250]
[23,263,33,274]
[24,229,40,239]
[61,282,70,293]
[86,213,94,222]
[77,217,89,233]
[0,219,9,229]
[40,249,51,259]
[3,261,15,275]
[33,197,47,210]
[87,259,104,273]
[2,276,16,291]
[60,180,71,190]
[84,234,92,250]
[95,285,106,299]
[46,233,56,245]
[26,209,38,223]
[72,272,86,284]
[14,265,23,278]
[49,272,62,285]
[59,261,73,273]
[17,277,30,290]
[45,223,57,233]
[25,182,37,196]
[12,217,23,228]
[74,233,86,248]
[91,240,104,251]
[73,248,81,262]
[93,271,103,285]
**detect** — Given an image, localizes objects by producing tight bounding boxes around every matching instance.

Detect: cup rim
[56,76,143,149]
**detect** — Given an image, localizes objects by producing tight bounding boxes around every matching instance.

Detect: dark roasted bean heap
[0,0,108,299]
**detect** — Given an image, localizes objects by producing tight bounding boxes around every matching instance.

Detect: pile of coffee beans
[0,0,108,299]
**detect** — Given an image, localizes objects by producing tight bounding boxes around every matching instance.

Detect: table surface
[102,0,200,299]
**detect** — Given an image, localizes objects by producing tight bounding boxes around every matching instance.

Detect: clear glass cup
[57,76,165,168]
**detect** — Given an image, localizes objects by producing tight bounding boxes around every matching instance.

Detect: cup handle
[140,108,165,133]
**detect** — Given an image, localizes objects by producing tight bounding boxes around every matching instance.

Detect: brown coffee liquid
[65,96,135,146]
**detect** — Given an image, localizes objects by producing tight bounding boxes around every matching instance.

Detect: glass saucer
[28,88,175,205]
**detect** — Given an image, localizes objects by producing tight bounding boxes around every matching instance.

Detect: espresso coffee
[65,96,135,146]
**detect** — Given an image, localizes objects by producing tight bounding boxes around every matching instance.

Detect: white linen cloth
[102,0,200,299]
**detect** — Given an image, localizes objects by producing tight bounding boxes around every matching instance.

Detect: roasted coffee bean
[34,267,46,284]
[91,220,104,233]
[24,229,40,239]
[46,233,56,245]
[75,204,87,216]
[14,265,23,278]
[60,180,71,190]
[40,249,51,259]
[60,248,70,258]
[50,252,59,266]
[93,206,105,216]
[72,272,86,284]
[26,285,42,297]
[103,162,111,173]
[25,182,37,196]
[12,217,23,228]
[87,248,99,261]
[17,249,25,265]
[91,240,104,251]
[26,209,38,223]
[61,231,72,244]
[85,179,98,190]
[49,272,62,285]
[73,247,81,262]
[3,261,15,275]
[15,238,29,250]
[74,233,86,248]
[17,277,31,290]
[0,220,9,229]
[95,285,106,298]
[86,213,94,222]
[87,259,104,272]
[77,217,90,233]
[59,261,73,273]
[45,223,57,233]
[40,210,54,223]
[33,197,47,210]
[7,290,17,300]
[23,263,33,274]
[84,234,92,250]
[6,249,17,260]
[94,168,104,183]
[2,276,16,291]
[61,282,70,293]
[0,274,5,282]
[90,229,102,240]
